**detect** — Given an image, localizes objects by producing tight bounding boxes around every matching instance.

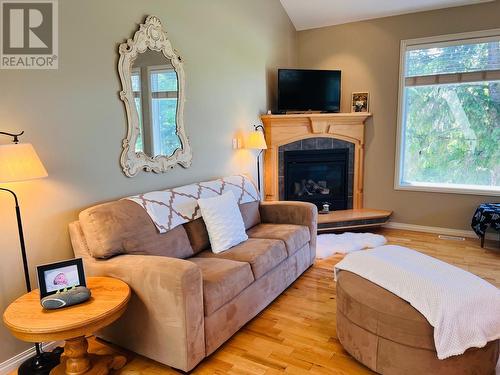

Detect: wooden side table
[3,277,131,375]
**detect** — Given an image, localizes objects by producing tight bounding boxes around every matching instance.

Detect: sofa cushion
[187,257,254,316]
[183,217,210,254]
[240,201,261,230]
[79,200,194,259]
[183,201,261,254]
[246,224,310,256]
[197,238,287,279]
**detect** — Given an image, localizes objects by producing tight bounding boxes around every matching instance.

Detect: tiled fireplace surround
[278,137,355,209]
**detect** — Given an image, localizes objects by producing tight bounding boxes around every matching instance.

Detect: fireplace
[284,149,349,210]
[261,113,370,208]
[261,113,392,231]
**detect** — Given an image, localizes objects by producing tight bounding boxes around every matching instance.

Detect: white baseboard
[383,222,498,241]
[0,342,62,375]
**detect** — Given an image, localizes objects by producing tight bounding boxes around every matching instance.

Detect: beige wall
[1,0,498,364]
[297,1,500,230]
[0,0,296,362]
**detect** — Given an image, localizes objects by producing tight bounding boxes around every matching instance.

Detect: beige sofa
[69,197,317,372]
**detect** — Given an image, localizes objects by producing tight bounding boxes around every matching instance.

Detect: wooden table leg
[65,337,91,375]
[50,336,126,375]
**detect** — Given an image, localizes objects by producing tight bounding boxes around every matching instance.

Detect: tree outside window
[397,32,500,195]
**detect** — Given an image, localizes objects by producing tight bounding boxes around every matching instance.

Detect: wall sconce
[232,137,243,149]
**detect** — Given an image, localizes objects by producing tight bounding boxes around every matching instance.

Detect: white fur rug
[316,232,387,259]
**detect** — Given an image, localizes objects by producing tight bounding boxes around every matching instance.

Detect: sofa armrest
[68,222,204,371]
[259,201,318,262]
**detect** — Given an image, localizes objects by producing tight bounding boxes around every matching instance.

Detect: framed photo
[37,258,86,298]
[351,92,369,113]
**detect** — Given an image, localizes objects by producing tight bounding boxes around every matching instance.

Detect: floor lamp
[0,131,62,375]
[247,125,267,196]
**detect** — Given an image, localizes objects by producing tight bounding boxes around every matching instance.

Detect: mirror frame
[118,15,192,177]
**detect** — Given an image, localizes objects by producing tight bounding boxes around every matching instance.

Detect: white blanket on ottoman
[334,245,500,359]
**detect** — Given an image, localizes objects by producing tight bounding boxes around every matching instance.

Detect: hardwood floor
[39,229,500,374]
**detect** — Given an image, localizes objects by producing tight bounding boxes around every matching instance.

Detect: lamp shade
[246,130,267,150]
[0,143,48,183]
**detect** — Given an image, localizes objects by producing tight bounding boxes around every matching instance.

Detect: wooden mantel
[260,113,372,208]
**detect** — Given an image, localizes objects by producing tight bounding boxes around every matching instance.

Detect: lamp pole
[256,149,264,194]
[0,187,48,367]
[0,131,62,374]
[0,188,31,292]
[253,125,266,195]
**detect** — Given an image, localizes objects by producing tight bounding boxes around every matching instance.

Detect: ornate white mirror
[118,16,192,177]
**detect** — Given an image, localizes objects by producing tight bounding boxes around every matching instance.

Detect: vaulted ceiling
[280,0,492,30]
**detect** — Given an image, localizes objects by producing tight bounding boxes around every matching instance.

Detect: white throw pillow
[197,191,248,253]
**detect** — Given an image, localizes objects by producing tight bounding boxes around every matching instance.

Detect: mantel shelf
[261,112,372,121]
[261,113,372,129]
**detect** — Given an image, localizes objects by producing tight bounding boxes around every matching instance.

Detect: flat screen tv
[278,69,341,113]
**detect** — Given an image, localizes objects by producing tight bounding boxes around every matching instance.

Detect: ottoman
[336,271,499,375]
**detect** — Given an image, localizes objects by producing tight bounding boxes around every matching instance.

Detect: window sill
[395,182,500,197]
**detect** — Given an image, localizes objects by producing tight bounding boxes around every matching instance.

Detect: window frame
[131,67,144,153]
[395,28,500,196]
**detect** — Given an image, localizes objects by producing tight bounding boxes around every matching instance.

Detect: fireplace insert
[284,148,348,210]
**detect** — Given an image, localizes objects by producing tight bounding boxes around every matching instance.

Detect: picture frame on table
[36,258,87,298]
[351,92,369,112]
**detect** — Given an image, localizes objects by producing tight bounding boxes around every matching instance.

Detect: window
[396,30,500,196]
[149,67,180,156]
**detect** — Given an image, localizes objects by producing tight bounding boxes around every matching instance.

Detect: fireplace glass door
[284,149,348,210]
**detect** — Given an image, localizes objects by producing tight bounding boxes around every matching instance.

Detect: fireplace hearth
[284,148,349,210]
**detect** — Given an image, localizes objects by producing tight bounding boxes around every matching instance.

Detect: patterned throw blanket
[125,175,259,233]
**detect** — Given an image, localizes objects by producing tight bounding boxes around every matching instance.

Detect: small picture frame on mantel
[351,92,369,113]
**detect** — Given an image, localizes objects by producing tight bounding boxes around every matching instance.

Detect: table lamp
[246,125,267,195]
[0,131,62,374]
